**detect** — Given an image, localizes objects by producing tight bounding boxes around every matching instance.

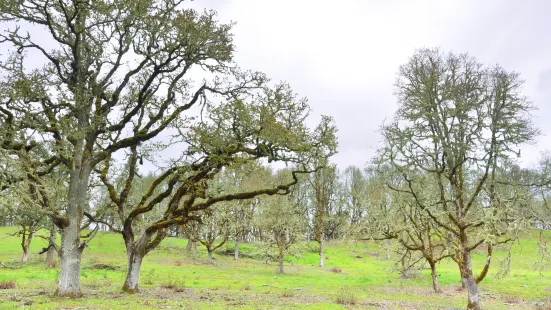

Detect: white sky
[187,0,551,170]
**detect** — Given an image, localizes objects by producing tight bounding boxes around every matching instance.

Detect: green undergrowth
[1,226,550,309]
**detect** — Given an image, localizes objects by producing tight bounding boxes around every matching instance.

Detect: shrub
[0,279,16,289]
[335,289,357,306]
[281,289,295,298]
[330,267,343,274]
[143,269,156,285]
[161,275,186,292]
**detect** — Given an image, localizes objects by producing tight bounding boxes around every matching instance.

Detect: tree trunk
[399,259,407,278]
[56,163,91,297]
[460,236,480,310]
[234,240,239,260]
[186,238,192,251]
[278,237,285,274]
[429,261,442,293]
[384,240,391,260]
[207,249,213,264]
[122,251,143,294]
[56,225,83,297]
[455,258,467,289]
[20,227,33,264]
[319,238,325,267]
[22,248,29,263]
[46,224,57,268]
[192,241,197,259]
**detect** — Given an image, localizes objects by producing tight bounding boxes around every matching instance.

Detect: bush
[161,275,186,292]
[143,269,156,285]
[330,267,343,274]
[335,289,357,306]
[0,279,16,289]
[281,289,295,298]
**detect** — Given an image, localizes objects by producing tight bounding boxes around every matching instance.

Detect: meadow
[0,226,550,309]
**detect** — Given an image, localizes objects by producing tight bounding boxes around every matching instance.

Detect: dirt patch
[86,264,122,271]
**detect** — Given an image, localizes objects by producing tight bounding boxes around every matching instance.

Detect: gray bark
[21,229,34,264]
[279,255,284,274]
[56,226,83,297]
[319,238,325,267]
[22,249,29,263]
[207,249,213,264]
[384,240,391,260]
[234,240,239,260]
[56,163,92,297]
[192,241,197,259]
[459,236,480,310]
[122,251,143,294]
[463,255,480,309]
[46,223,57,267]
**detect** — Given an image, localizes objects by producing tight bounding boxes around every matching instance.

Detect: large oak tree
[0,0,336,296]
[380,48,538,309]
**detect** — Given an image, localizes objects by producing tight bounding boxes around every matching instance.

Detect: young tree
[7,198,45,263]
[257,172,307,274]
[0,145,67,264]
[380,48,538,309]
[226,164,269,260]
[309,164,338,267]
[342,166,366,226]
[367,167,451,293]
[185,206,231,264]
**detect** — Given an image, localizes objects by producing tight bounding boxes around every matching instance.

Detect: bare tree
[380,48,538,309]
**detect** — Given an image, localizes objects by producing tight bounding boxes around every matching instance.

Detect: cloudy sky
[187,0,551,170]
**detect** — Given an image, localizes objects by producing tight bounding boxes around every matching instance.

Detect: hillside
[0,226,550,309]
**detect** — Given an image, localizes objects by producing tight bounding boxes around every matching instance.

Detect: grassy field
[0,226,550,309]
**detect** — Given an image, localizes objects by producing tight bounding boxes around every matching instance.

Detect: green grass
[0,226,550,309]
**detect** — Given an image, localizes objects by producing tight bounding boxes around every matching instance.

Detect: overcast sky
[186,0,551,170]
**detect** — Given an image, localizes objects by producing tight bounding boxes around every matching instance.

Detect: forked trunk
[22,249,29,263]
[21,229,33,264]
[122,251,143,294]
[460,235,480,310]
[234,240,239,260]
[429,261,441,293]
[319,238,325,267]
